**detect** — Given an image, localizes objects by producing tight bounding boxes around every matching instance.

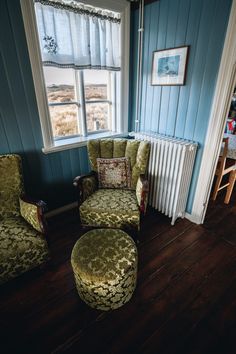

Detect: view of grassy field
[47,84,108,138]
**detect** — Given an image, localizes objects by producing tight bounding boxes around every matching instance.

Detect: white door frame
[187,0,236,224]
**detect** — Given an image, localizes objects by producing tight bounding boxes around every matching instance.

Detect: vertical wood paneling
[155,0,169,133]
[143,1,159,132]
[0,112,10,152]
[164,0,180,136]
[0,0,90,210]
[150,0,161,133]
[183,0,216,141]
[186,0,232,209]
[193,0,232,145]
[140,5,151,132]
[175,0,191,47]
[79,146,90,174]
[1,4,34,152]
[174,0,203,138]
[149,1,160,132]
[131,0,232,212]
[158,87,170,133]
[7,0,45,150]
[69,149,82,178]
[0,52,24,153]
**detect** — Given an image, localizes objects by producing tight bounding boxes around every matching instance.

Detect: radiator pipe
[134,0,144,132]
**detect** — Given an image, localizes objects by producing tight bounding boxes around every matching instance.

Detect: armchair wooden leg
[212,174,223,200]
[224,170,236,204]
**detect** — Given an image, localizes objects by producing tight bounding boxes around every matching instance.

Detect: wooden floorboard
[0,187,236,354]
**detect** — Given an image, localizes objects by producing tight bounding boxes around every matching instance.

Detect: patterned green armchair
[0,154,49,284]
[73,139,150,232]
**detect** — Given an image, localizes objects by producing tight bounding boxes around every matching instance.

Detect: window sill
[42,131,129,154]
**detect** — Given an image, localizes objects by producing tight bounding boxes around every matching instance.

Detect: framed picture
[151,46,189,86]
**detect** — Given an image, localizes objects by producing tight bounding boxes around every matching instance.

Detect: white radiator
[133,132,198,225]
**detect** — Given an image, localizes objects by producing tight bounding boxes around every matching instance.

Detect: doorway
[210,86,236,203]
[189,0,236,225]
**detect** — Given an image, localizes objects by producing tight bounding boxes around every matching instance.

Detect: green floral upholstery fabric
[19,198,42,233]
[80,139,150,231]
[71,228,137,310]
[125,140,140,169]
[130,141,150,188]
[113,140,127,158]
[0,154,24,218]
[87,138,150,189]
[136,176,148,213]
[86,140,100,170]
[80,189,140,231]
[0,216,49,284]
[0,154,49,284]
[81,175,98,202]
[100,139,113,158]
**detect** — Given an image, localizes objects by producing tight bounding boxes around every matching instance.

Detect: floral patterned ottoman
[71,229,137,311]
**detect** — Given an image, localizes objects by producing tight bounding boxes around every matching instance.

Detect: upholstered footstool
[71,229,138,311]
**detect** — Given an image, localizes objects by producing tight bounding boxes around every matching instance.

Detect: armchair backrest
[87,139,150,189]
[0,154,24,217]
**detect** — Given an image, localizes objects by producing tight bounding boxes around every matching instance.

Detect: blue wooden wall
[0,0,232,213]
[130,0,232,212]
[0,0,90,210]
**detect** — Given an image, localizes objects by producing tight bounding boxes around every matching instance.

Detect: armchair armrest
[136,174,149,214]
[19,195,47,234]
[73,171,98,205]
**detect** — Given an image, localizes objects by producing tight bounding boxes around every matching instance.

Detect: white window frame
[20,0,130,154]
[47,69,114,139]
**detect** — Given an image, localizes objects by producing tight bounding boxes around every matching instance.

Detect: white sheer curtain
[34,0,121,71]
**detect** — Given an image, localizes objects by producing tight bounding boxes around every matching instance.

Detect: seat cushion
[80,189,140,230]
[0,216,49,284]
[71,229,138,310]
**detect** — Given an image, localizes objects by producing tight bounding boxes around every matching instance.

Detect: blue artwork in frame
[157,55,180,77]
[152,46,189,85]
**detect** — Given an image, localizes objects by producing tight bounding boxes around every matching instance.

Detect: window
[20,0,130,153]
[84,70,112,133]
[43,67,115,139]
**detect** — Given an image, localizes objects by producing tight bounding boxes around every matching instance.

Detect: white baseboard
[45,202,78,218]
[185,212,202,225]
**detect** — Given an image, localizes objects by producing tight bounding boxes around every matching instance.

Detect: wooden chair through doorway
[212,137,236,201]
[224,169,236,204]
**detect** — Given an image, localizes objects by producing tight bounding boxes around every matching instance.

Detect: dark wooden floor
[1,188,236,354]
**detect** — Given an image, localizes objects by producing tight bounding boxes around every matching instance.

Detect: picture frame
[151,46,189,86]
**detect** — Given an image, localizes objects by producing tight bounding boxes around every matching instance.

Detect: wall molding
[190,0,236,224]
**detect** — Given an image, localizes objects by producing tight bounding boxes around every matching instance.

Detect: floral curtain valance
[34,0,121,71]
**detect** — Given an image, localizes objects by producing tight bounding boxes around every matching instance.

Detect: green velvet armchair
[0,154,49,284]
[73,138,150,232]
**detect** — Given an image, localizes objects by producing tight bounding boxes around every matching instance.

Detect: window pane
[84,70,108,101]
[49,104,80,138]
[43,67,75,103]
[86,103,109,132]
